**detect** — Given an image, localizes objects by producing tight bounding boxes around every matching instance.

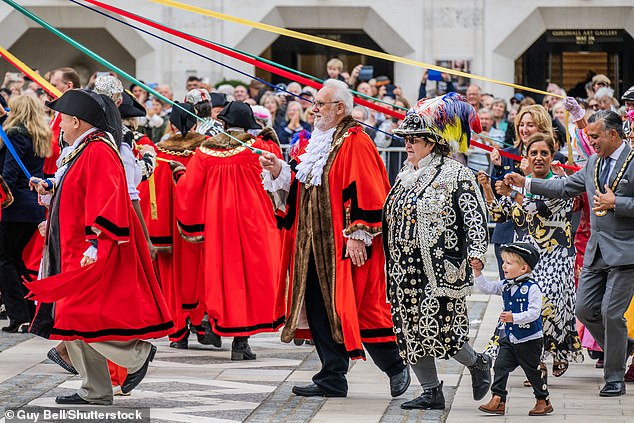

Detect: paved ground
[0,249,632,422]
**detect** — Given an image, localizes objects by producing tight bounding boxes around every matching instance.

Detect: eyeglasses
[313,100,341,109]
[403,135,436,144]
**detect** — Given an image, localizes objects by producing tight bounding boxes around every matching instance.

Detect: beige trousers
[65,339,152,404]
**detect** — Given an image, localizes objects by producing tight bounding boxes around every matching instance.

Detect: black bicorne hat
[119,90,146,118]
[217,101,260,130]
[169,102,197,134]
[46,89,108,130]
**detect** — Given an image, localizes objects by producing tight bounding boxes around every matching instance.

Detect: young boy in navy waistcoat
[469,242,553,416]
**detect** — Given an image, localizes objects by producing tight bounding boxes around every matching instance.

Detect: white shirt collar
[71,127,98,148]
[609,141,626,161]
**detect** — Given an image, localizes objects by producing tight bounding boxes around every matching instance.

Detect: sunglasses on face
[403,135,436,144]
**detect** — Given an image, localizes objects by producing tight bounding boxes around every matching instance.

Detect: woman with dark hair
[0,95,51,333]
[383,93,491,410]
[478,132,582,379]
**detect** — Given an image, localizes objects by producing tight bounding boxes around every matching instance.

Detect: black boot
[468,353,492,401]
[400,381,445,410]
[231,336,256,360]
[169,333,189,349]
[192,319,222,348]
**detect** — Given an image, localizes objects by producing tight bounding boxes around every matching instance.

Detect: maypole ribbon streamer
[80,0,406,121]
[0,126,32,179]
[78,0,406,112]
[0,46,61,98]
[470,139,580,172]
[4,0,260,154]
[146,0,562,99]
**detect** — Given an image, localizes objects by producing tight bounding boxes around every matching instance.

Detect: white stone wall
[0,0,632,101]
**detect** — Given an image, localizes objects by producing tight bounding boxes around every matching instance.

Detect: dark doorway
[515,30,634,100]
[258,30,392,86]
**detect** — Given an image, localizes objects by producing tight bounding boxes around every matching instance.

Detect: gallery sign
[547,29,623,45]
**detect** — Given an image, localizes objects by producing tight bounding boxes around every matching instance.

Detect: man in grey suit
[505,110,634,397]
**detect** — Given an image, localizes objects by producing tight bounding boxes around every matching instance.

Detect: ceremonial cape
[175,131,284,337]
[27,131,173,342]
[149,133,207,340]
[279,117,396,360]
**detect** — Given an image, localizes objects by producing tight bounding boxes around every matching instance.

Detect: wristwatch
[509,189,520,200]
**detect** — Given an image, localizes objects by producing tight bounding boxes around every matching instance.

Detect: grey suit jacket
[530,142,634,267]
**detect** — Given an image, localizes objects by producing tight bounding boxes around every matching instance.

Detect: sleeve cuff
[524,177,532,193]
[262,160,291,192]
[343,229,374,246]
[83,245,98,260]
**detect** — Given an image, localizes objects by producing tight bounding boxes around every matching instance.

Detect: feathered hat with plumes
[393,92,481,153]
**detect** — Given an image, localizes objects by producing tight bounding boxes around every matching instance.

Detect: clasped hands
[259,151,282,178]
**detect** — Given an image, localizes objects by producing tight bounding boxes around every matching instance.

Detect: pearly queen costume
[383,93,489,363]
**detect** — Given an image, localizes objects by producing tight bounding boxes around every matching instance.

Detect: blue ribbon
[0,125,32,179]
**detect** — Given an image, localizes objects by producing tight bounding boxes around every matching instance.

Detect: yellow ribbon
[147,0,563,99]
[0,45,62,98]
[148,172,158,220]
[565,111,573,165]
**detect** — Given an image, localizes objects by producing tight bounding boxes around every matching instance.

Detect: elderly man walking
[259,79,409,398]
[505,110,634,397]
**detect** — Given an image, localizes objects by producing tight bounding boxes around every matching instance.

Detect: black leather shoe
[1,320,27,333]
[401,381,445,410]
[121,344,157,394]
[599,381,626,397]
[291,383,346,398]
[55,393,92,405]
[389,367,411,397]
[468,353,492,401]
[169,337,188,349]
[193,320,222,348]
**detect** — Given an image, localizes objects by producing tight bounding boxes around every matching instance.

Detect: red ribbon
[470,140,580,172]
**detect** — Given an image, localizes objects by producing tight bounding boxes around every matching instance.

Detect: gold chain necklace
[156,146,193,157]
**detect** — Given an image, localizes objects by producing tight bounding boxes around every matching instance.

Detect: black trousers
[305,255,404,396]
[0,221,38,324]
[491,337,549,402]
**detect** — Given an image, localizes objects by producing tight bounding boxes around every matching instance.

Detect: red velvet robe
[27,131,173,342]
[174,132,284,337]
[279,121,396,360]
[147,134,207,341]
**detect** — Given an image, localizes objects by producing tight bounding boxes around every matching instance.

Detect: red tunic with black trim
[147,136,206,341]
[280,124,396,360]
[27,132,173,342]
[174,134,284,337]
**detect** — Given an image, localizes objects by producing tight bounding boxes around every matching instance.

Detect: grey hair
[352,105,369,121]
[589,110,624,138]
[594,86,615,100]
[323,79,353,115]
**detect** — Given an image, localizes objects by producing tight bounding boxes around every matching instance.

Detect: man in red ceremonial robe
[27,89,173,405]
[259,79,410,398]
[173,101,283,360]
[149,102,218,349]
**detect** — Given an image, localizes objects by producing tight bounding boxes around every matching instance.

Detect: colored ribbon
[0,45,61,98]
[470,139,580,172]
[146,0,562,99]
[4,0,260,154]
[0,126,32,179]
[80,0,406,121]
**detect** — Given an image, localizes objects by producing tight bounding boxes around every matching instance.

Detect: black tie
[598,157,612,192]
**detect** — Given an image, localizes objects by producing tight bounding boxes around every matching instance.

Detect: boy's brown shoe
[528,399,554,416]
[478,395,505,415]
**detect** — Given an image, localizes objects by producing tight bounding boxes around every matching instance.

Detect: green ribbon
[3,0,260,153]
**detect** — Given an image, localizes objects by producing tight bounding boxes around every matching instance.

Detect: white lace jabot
[295,127,337,186]
[396,153,439,188]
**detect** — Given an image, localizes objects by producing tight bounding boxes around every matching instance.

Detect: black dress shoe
[55,393,92,405]
[169,337,188,349]
[389,366,411,397]
[121,344,157,394]
[1,320,27,333]
[291,383,346,398]
[599,381,626,397]
[192,320,222,348]
[231,336,256,360]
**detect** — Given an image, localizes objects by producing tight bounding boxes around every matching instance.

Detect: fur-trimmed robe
[278,117,396,360]
[146,132,207,341]
[174,130,285,336]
